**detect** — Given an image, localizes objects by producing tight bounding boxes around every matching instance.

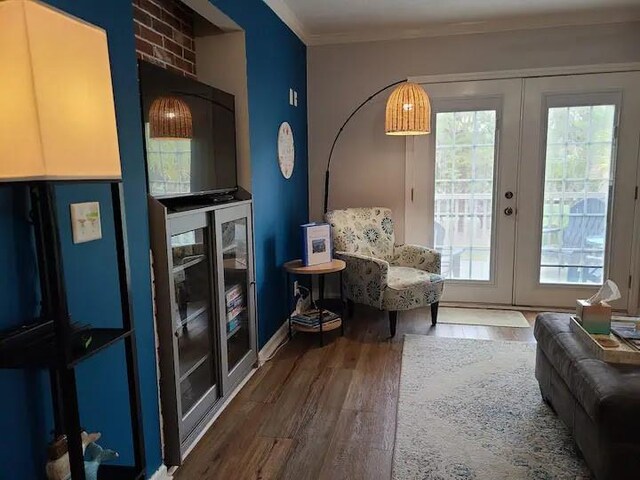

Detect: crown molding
[306,8,640,46]
[263,0,309,45]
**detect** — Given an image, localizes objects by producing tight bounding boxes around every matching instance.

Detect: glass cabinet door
[169,217,219,439]
[214,203,256,391]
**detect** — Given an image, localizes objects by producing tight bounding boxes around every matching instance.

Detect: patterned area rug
[393,335,591,480]
[438,307,530,328]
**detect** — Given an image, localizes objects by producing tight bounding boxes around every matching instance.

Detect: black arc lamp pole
[323,79,405,214]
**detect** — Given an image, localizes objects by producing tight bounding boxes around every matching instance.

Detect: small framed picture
[302,223,332,266]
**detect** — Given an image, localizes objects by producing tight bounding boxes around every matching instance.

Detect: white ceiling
[265,0,640,45]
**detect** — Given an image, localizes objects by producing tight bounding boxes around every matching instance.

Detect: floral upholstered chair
[325,207,444,336]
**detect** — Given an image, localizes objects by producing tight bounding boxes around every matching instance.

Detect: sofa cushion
[535,313,640,442]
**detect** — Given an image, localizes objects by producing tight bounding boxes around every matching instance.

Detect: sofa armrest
[335,251,389,309]
[393,244,441,274]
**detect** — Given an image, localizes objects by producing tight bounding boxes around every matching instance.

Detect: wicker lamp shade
[385,82,430,135]
[149,96,193,139]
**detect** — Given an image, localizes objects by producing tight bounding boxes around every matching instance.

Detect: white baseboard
[149,464,171,480]
[258,319,290,365]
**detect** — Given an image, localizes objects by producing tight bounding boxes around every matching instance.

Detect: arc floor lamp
[323,80,432,213]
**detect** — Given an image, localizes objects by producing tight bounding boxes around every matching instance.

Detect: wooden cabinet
[149,197,257,466]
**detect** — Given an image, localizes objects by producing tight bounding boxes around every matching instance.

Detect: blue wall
[0,0,307,478]
[210,0,308,347]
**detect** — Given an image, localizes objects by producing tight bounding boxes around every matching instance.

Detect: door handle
[504,207,514,216]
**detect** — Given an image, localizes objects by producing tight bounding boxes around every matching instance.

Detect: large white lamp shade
[0,0,122,181]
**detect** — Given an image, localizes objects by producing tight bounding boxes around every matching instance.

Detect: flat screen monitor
[139,61,238,198]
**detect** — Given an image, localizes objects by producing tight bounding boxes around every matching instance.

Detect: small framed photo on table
[302,223,332,266]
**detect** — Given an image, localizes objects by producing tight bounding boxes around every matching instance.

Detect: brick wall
[133,0,196,78]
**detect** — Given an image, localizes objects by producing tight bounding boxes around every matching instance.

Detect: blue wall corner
[0,0,308,477]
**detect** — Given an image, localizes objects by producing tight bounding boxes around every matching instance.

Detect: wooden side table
[284,259,346,346]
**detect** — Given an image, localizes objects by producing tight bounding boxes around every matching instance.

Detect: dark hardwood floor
[174,305,537,480]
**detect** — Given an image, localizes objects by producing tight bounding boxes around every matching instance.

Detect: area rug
[438,307,530,328]
[393,335,590,480]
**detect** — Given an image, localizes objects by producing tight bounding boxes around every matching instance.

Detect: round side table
[283,259,346,346]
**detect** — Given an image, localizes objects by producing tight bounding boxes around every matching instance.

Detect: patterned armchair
[325,207,444,336]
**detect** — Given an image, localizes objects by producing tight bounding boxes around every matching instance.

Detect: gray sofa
[534,313,640,480]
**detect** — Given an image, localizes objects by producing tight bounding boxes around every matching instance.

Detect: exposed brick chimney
[133,0,196,78]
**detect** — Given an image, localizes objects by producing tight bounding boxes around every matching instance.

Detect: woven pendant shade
[149,96,193,139]
[385,82,430,135]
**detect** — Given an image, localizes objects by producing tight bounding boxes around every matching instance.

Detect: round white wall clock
[277,121,295,179]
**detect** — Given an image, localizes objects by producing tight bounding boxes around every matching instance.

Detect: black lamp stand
[323,80,404,213]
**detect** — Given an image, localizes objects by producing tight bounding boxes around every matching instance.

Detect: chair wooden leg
[347,300,354,318]
[389,311,398,337]
[431,302,439,326]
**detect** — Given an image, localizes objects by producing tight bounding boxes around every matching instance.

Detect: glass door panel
[406,78,521,304]
[539,105,616,285]
[170,228,218,419]
[514,72,640,309]
[434,110,497,281]
[220,218,251,372]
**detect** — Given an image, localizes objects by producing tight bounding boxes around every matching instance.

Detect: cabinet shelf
[178,301,208,328]
[0,327,133,369]
[172,255,206,274]
[179,354,210,383]
[227,323,242,339]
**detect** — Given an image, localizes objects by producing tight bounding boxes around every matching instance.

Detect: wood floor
[174,305,537,480]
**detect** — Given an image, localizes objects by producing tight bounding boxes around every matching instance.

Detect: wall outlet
[293,280,299,296]
[294,91,298,107]
[289,88,294,105]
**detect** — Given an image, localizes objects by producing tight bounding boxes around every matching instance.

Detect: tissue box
[576,299,612,334]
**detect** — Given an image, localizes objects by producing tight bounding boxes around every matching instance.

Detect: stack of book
[291,309,340,329]
[611,321,640,351]
[226,284,245,335]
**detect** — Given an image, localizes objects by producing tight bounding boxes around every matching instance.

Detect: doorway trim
[404,62,640,314]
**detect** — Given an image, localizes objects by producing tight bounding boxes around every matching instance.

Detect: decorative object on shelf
[0,2,146,479]
[284,259,346,346]
[277,121,295,179]
[301,222,332,266]
[323,80,430,212]
[148,96,193,140]
[45,431,117,480]
[70,202,102,244]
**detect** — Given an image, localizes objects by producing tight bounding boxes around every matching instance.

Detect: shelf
[0,327,132,369]
[172,254,206,274]
[178,301,208,328]
[179,353,210,383]
[227,323,242,339]
[98,465,144,480]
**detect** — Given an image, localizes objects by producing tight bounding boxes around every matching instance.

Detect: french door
[406,72,640,310]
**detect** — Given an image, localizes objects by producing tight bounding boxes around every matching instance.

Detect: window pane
[434,110,497,281]
[539,105,615,285]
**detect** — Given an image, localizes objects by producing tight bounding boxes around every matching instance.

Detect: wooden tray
[570,316,640,365]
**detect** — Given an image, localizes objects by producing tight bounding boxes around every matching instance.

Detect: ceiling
[265,0,640,45]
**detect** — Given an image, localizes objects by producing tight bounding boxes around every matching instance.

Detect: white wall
[308,22,640,242]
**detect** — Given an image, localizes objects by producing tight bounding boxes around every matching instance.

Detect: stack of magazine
[226,284,245,335]
[292,309,340,329]
[611,321,640,351]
